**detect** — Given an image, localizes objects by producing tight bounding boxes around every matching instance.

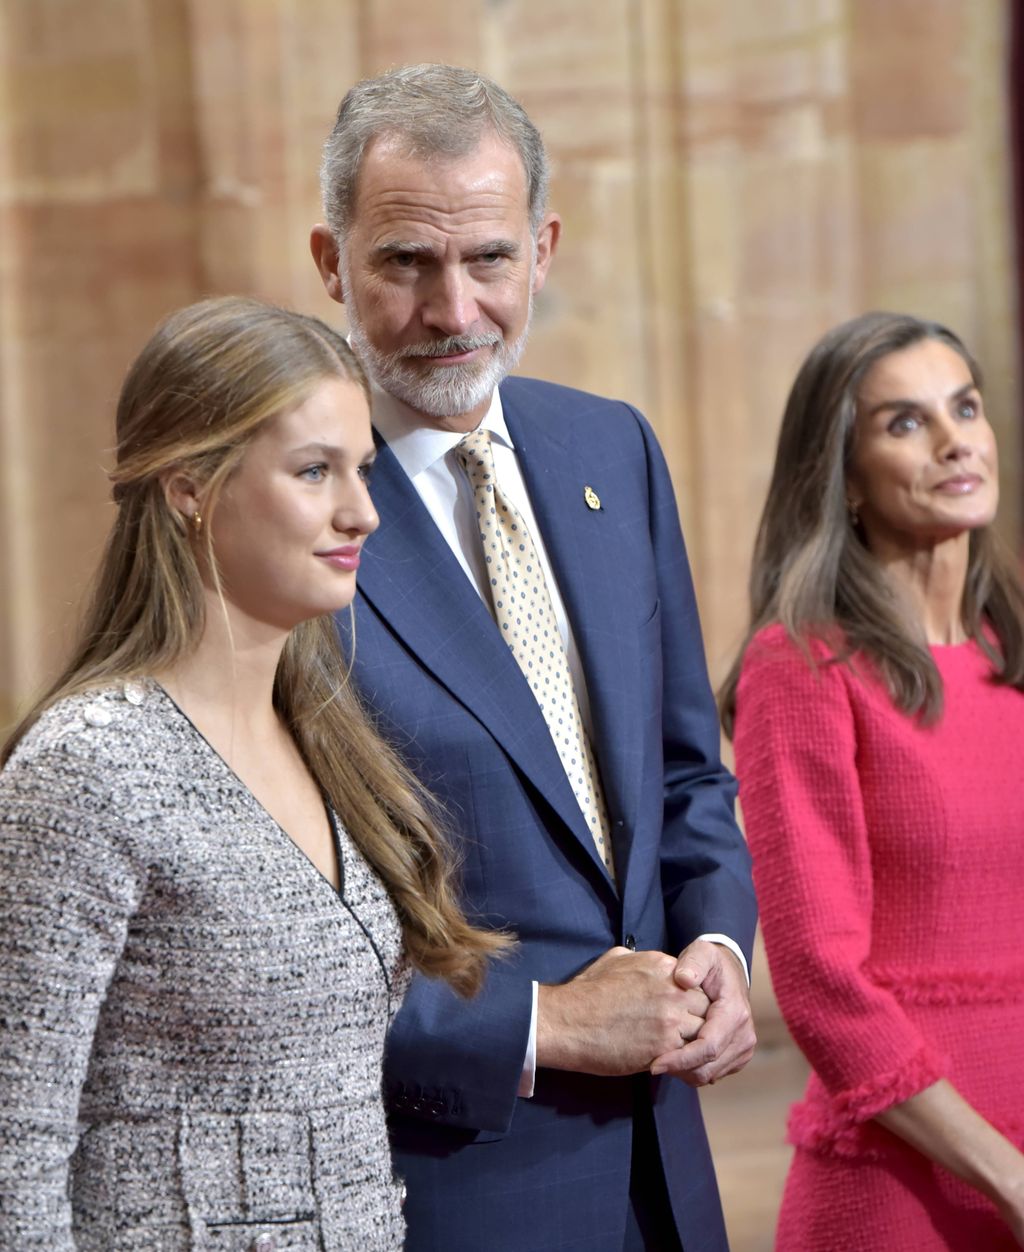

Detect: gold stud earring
[191,510,203,534]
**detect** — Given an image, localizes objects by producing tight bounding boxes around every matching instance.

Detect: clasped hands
[536,939,756,1087]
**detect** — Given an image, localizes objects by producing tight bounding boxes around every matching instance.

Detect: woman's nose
[335,480,379,536]
[934,415,971,461]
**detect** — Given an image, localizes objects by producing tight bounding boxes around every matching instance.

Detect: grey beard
[348,321,530,419]
[342,267,532,418]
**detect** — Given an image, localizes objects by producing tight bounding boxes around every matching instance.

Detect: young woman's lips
[933,474,983,495]
[316,546,361,571]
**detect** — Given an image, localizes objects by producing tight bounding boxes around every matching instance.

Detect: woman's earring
[191,510,203,535]
[847,499,860,527]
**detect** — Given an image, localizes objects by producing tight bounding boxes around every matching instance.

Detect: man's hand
[536,947,710,1077]
[648,939,756,1086]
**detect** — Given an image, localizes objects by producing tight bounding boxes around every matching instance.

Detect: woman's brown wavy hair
[3,295,510,995]
[719,311,1024,737]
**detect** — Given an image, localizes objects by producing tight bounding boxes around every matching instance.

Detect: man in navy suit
[311,64,757,1252]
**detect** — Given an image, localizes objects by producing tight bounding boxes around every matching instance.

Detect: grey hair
[319,63,550,240]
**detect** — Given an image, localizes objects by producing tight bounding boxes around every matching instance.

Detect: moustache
[401,334,502,360]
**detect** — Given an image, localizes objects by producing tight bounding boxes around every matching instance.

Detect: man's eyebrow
[866,380,978,419]
[374,238,522,260]
[474,238,521,257]
[375,240,437,259]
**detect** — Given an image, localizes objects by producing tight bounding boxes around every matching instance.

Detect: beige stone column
[852,0,1020,549]
[0,0,204,724]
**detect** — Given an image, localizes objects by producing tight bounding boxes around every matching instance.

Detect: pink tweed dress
[735,624,1024,1251]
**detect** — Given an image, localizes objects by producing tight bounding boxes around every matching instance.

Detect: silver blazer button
[82,704,113,728]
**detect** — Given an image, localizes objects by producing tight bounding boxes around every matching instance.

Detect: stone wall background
[0,2,1019,1245]
[1,0,1018,720]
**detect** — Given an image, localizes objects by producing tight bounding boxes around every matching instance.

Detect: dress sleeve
[0,745,148,1249]
[734,628,944,1124]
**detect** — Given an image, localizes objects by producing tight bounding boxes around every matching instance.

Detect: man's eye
[956,399,978,420]
[390,253,418,268]
[358,463,374,484]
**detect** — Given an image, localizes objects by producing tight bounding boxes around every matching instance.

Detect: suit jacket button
[624,934,636,951]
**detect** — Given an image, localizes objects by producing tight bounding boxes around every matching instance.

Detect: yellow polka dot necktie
[456,428,615,880]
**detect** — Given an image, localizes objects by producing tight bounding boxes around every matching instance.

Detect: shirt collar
[370,382,514,482]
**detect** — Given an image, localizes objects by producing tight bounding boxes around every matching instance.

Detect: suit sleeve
[0,746,148,1249]
[383,955,533,1134]
[635,412,757,966]
[733,628,945,1118]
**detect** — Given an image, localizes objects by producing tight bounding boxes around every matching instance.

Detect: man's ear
[160,469,202,530]
[310,225,345,304]
[531,212,561,295]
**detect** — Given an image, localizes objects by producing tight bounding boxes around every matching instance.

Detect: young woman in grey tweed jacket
[0,298,508,1252]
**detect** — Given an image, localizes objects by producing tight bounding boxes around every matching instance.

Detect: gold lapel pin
[584,485,601,511]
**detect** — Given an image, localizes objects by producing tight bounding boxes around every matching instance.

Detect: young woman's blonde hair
[4,295,509,996]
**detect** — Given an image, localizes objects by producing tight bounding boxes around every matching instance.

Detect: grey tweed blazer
[0,681,409,1251]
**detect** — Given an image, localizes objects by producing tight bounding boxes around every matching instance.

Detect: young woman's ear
[160,470,203,534]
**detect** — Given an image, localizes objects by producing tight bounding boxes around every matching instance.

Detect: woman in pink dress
[721,312,1024,1249]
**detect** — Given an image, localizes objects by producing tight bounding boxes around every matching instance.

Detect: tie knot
[456,427,495,484]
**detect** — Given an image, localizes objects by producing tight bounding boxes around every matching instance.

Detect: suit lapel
[503,386,645,887]
[356,441,614,882]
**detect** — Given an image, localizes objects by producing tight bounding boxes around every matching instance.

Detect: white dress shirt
[371,383,748,1096]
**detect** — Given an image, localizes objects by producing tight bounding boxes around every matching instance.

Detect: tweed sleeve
[734,627,944,1123]
[0,741,148,1250]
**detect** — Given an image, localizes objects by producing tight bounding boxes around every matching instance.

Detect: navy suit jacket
[339,376,757,1252]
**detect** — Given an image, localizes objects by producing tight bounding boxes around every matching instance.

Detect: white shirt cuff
[517,980,539,1098]
[696,933,750,984]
